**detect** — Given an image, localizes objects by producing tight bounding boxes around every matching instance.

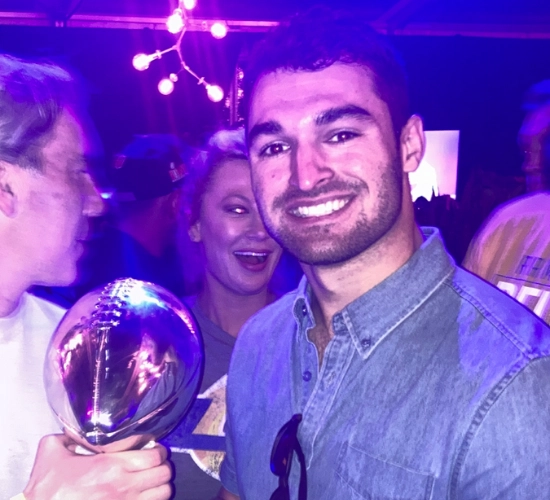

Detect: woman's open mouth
[233,251,270,265]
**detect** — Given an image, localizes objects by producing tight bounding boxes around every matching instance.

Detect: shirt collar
[292,227,455,358]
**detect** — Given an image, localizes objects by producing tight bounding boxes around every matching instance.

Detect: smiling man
[0,55,172,500]
[213,8,550,500]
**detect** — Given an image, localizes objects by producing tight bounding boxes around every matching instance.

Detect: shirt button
[361,338,371,348]
[303,370,312,382]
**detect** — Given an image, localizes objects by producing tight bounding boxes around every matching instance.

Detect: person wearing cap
[74,134,189,299]
[0,55,172,500]
[464,80,550,324]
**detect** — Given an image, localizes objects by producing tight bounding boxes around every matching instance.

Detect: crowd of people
[1,5,549,500]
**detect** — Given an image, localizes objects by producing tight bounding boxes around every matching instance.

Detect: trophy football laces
[88,279,130,436]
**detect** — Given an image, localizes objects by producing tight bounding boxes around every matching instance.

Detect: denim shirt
[220,228,550,500]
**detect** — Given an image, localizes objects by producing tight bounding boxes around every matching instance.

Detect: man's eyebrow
[315,105,372,126]
[247,120,283,146]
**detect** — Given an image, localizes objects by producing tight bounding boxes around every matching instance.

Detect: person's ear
[0,162,16,218]
[400,115,425,174]
[188,220,202,243]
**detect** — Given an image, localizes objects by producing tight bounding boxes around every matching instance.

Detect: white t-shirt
[0,293,65,498]
[463,192,550,324]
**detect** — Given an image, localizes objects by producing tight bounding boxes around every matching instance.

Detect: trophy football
[44,278,203,453]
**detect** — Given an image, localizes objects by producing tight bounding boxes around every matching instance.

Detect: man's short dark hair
[243,7,410,139]
[0,54,77,171]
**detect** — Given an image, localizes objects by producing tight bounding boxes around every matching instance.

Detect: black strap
[295,442,308,500]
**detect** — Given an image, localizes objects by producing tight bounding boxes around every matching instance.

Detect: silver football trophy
[44,278,203,453]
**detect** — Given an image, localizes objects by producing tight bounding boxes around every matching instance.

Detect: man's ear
[400,115,425,174]
[188,220,202,243]
[0,162,16,218]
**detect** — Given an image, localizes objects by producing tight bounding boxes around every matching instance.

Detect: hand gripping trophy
[44,278,203,453]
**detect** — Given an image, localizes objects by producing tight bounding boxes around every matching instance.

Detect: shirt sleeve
[219,408,240,496]
[455,356,550,499]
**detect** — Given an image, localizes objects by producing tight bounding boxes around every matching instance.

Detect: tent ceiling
[0,0,549,38]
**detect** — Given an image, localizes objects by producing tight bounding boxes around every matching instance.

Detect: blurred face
[518,103,550,192]
[247,63,406,266]
[11,109,105,285]
[189,158,282,295]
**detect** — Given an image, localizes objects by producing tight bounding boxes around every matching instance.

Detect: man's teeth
[292,199,348,218]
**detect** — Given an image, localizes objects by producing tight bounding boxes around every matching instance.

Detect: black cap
[109,134,188,201]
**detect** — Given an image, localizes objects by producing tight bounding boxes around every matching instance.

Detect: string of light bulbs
[132,0,226,102]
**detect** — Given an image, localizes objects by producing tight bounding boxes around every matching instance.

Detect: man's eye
[259,142,290,157]
[327,131,359,143]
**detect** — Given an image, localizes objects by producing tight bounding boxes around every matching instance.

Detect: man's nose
[83,177,106,217]
[290,143,334,191]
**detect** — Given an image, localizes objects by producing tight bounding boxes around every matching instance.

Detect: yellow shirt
[463,192,550,324]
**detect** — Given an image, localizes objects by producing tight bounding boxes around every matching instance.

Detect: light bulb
[158,78,175,95]
[132,53,151,71]
[182,0,197,10]
[210,22,228,39]
[166,9,184,34]
[206,84,224,102]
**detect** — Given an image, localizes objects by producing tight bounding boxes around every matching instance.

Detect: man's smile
[289,197,351,218]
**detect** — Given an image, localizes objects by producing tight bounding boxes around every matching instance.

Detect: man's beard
[255,159,403,266]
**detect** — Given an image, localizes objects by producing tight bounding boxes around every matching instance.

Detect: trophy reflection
[44,278,204,453]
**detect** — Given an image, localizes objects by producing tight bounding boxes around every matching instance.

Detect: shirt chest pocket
[333,443,434,500]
